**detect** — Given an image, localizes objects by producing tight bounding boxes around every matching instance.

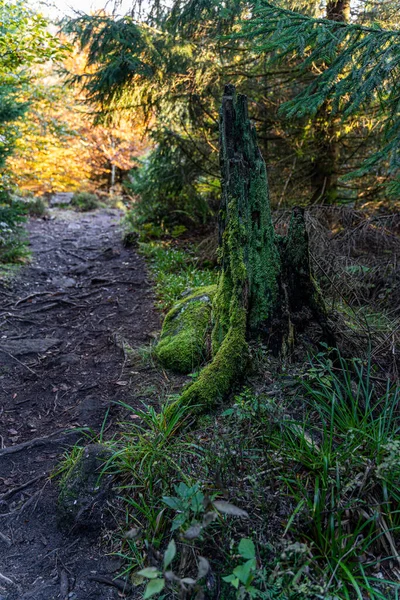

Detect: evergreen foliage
[64,0,400,215]
[126,136,216,229]
[237,0,400,194]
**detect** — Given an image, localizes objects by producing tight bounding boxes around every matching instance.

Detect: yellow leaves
[6,56,149,194]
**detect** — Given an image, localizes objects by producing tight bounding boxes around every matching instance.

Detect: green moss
[57,444,113,529]
[169,305,249,412]
[212,87,281,355]
[155,285,216,374]
[211,270,233,354]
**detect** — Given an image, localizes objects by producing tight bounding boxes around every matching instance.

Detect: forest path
[0,209,158,600]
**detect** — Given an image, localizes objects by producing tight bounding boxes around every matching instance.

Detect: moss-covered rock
[155,285,216,374]
[57,444,113,531]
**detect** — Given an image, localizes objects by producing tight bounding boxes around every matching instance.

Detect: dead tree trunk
[178,85,334,411]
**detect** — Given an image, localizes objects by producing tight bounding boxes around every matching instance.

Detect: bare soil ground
[0,209,159,599]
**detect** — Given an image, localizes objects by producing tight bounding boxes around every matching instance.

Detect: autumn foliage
[7,49,149,195]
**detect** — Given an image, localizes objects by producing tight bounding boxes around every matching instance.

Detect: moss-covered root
[155,285,216,374]
[168,307,248,413]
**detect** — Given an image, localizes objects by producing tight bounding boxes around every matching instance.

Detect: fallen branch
[0,572,15,586]
[62,249,86,261]
[14,291,54,307]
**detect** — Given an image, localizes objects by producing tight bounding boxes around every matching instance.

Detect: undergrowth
[139,241,218,311]
[71,191,100,211]
[0,194,30,265]
[56,352,400,599]
[55,206,400,599]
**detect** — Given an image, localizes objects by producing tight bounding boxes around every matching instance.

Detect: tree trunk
[311,0,350,203]
[175,85,333,412]
[310,113,339,204]
[326,0,351,22]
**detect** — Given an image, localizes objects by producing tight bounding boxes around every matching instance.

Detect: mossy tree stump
[172,85,334,412]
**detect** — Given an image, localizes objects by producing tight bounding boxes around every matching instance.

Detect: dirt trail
[0,209,158,599]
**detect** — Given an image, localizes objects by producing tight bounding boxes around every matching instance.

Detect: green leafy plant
[134,482,250,599]
[163,482,207,533]
[223,538,258,596]
[138,539,210,598]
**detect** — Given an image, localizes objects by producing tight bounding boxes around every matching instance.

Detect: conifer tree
[238,0,400,197]
[64,0,399,221]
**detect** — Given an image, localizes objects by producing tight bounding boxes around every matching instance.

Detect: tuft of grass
[99,399,200,574]
[269,351,400,599]
[140,241,218,311]
[52,444,85,488]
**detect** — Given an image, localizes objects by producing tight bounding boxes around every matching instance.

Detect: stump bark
[175,85,334,411]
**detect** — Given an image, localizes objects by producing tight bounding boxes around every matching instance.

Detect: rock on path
[0,209,159,599]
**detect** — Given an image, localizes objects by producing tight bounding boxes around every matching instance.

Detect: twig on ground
[24,302,60,314]
[0,349,37,376]
[0,531,11,547]
[0,572,15,585]
[0,490,41,519]
[60,569,69,600]
[0,473,47,501]
[61,249,86,261]
[0,430,79,458]
[14,291,54,307]
[88,575,133,594]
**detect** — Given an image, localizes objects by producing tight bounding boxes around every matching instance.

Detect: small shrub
[124,139,214,232]
[71,191,99,211]
[24,195,48,217]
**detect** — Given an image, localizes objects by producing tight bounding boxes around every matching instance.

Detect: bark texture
[212,83,280,349]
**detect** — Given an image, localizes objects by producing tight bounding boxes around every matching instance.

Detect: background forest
[1,0,400,598]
